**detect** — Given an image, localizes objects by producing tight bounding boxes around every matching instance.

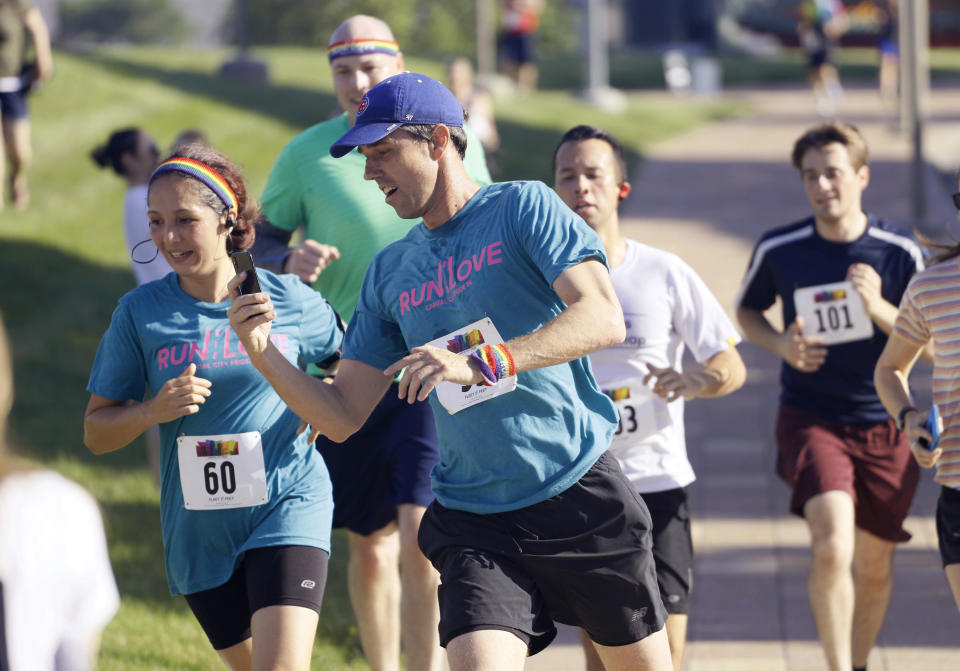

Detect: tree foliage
[59,0,187,44]
[240,0,575,56]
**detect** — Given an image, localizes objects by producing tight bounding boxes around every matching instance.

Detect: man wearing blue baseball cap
[251,16,491,671]
[230,72,673,670]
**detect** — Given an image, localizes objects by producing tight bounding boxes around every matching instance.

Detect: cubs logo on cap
[329,73,465,158]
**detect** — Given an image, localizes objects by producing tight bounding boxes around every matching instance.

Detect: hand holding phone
[230,251,262,295]
[918,404,942,451]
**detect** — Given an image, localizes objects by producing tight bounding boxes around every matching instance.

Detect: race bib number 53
[793,281,873,345]
[177,431,268,510]
[604,380,671,446]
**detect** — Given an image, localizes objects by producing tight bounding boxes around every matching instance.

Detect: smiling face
[148,176,231,281]
[800,142,869,225]
[359,130,439,220]
[331,51,403,124]
[553,138,626,233]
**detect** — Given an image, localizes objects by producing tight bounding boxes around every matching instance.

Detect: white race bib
[604,380,672,446]
[793,281,873,345]
[177,431,268,510]
[426,317,517,415]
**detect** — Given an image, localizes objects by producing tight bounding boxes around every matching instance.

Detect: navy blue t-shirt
[737,215,923,424]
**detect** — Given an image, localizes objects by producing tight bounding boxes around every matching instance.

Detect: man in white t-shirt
[553,125,746,671]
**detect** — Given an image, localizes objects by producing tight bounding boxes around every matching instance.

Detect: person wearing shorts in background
[797,0,848,117]
[553,125,746,671]
[736,121,925,671]
[250,15,491,671]
[499,0,545,92]
[230,72,673,671]
[0,0,52,210]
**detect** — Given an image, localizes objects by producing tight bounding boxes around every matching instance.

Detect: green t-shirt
[0,0,33,78]
[260,112,492,322]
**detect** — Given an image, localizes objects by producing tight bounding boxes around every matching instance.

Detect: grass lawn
[0,44,742,669]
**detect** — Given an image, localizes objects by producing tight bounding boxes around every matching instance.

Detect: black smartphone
[230,251,262,295]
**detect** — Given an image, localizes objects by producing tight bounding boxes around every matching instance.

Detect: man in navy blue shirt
[736,122,924,671]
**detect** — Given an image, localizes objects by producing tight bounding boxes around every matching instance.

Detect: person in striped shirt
[736,121,925,671]
[875,177,960,614]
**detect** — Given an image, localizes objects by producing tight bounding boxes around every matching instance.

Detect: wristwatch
[896,406,919,431]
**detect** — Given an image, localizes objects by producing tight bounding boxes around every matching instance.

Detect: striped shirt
[894,259,960,489]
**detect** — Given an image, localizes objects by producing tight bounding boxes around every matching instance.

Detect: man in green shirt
[251,14,491,671]
[0,0,52,210]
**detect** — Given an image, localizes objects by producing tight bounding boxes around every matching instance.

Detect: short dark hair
[791,122,869,171]
[552,125,628,181]
[401,123,468,160]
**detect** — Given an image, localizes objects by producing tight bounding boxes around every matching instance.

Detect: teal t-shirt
[87,271,343,595]
[343,181,618,514]
[260,112,493,322]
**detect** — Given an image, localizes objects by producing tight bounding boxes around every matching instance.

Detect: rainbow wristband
[470,344,516,387]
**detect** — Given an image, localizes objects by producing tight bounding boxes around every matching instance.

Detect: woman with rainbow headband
[83,143,343,670]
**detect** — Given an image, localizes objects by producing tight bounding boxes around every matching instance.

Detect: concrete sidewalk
[525,83,960,670]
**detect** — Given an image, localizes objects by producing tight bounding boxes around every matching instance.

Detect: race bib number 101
[793,281,874,345]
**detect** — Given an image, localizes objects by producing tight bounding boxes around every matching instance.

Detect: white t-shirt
[123,184,172,285]
[0,470,119,671]
[590,239,741,493]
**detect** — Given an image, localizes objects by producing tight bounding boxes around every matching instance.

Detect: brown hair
[149,143,258,253]
[914,230,960,265]
[914,166,960,265]
[791,122,869,172]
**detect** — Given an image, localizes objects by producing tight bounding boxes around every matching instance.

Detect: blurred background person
[91,128,171,286]
[91,127,172,487]
[876,0,899,108]
[797,0,849,116]
[170,127,211,153]
[0,0,52,211]
[0,312,120,670]
[447,56,501,178]
[499,0,545,92]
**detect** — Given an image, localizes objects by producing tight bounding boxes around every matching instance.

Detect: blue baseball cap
[329,72,464,158]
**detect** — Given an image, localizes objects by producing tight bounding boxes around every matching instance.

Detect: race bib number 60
[177,431,268,510]
[793,281,874,345]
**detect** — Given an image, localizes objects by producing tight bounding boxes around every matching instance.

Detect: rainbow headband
[149,158,238,212]
[327,38,400,62]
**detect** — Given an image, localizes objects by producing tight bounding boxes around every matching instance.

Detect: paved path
[525,82,960,670]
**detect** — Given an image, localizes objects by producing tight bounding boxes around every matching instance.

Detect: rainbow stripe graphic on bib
[446,329,485,353]
[814,289,847,303]
[195,439,239,457]
[603,387,631,401]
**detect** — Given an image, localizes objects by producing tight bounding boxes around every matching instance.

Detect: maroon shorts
[775,404,919,543]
